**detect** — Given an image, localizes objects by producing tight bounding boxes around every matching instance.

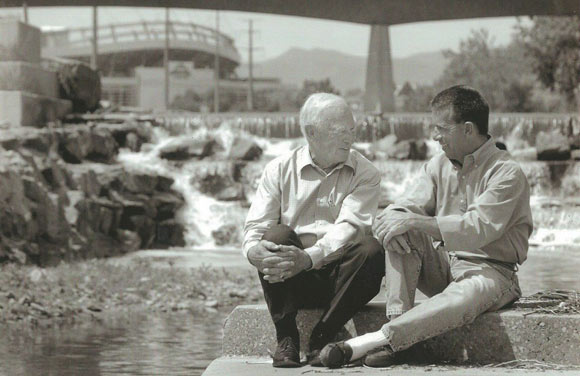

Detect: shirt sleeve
[242,161,281,258]
[436,165,528,252]
[387,161,437,216]
[306,164,381,268]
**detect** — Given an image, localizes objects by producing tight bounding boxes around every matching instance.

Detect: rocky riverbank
[0,258,262,327]
[0,116,187,265]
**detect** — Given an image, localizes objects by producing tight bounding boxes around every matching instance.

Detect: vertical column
[91,6,98,70]
[364,24,395,113]
[247,19,254,111]
[164,7,170,110]
[22,1,28,23]
[213,11,220,113]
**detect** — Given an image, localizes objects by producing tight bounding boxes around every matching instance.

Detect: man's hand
[247,241,312,283]
[247,240,293,273]
[373,210,416,252]
[262,245,313,283]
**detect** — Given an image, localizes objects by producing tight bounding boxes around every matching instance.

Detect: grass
[0,258,263,327]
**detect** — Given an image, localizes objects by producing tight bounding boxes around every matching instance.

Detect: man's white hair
[299,93,350,138]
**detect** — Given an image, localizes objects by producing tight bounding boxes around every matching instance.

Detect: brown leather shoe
[272,337,302,368]
[319,341,353,368]
[306,349,323,367]
[363,346,396,368]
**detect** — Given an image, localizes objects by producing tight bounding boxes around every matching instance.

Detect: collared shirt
[389,137,533,265]
[243,145,381,268]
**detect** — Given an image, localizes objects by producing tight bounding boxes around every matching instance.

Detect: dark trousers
[258,224,385,351]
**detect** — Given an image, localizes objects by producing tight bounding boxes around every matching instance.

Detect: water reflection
[1,246,578,376]
[0,310,226,376]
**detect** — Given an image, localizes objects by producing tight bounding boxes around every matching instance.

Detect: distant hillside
[237,48,448,92]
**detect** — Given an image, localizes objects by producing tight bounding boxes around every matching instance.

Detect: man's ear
[305,124,316,140]
[464,121,475,135]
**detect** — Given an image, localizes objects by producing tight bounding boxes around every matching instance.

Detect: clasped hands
[247,240,313,283]
[372,209,417,254]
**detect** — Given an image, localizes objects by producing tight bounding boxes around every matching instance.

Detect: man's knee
[262,224,299,246]
[345,236,385,266]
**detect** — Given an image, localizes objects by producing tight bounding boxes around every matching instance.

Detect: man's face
[309,109,356,169]
[431,107,468,162]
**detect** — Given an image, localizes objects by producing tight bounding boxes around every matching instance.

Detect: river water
[1,121,579,375]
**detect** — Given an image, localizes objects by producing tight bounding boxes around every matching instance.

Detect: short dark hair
[430,85,489,135]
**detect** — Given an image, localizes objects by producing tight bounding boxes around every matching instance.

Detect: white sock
[345,330,389,361]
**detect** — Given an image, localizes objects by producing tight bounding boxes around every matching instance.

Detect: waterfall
[117,114,580,251]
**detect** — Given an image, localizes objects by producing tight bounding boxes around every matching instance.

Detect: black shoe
[319,341,353,369]
[363,346,396,368]
[306,349,323,367]
[272,336,301,368]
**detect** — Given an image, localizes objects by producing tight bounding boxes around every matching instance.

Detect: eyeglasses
[430,123,461,135]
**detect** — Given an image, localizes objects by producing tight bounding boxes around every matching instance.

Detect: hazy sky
[0,6,525,62]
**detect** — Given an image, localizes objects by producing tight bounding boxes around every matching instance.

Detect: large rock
[536,131,571,161]
[155,219,185,247]
[55,60,101,113]
[227,136,263,161]
[158,136,219,160]
[388,139,428,160]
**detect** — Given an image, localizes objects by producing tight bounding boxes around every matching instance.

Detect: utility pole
[247,19,254,111]
[213,11,220,113]
[22,1,28,23]
[91,6,98,70]
[164,7,170,110]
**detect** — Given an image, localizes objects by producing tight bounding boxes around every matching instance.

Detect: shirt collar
[297,145,355,175]
[462,136,497,169]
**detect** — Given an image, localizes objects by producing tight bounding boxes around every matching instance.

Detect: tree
[295,78,340,107]
[516,16,580,110]
[435,29,538,112]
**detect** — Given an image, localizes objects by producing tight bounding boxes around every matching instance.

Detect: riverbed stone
[536,131,571,161]
[223,303,580,365]
[226,136,263,161]
[158,136,218,160]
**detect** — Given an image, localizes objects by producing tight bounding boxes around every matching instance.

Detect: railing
[42,20,237,54]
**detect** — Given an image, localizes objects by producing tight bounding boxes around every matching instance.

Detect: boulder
[155,219,185,247]
[536,131,571,161]
[227,136,263,161]
[151,192,184,221]
[125,132,142,152]
[75,197,122,237]
[158,136,218,160]
[54,60,101,113]
[87,127,118,163]
[572,149,580,161]
[60,128,92,163]
[211,223,241,246]
[388,139,428,160]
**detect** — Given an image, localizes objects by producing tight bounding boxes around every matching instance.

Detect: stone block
[0,61,58,97]
[0,91,71,128]
[0,19,41,63]
[223,303,580,365]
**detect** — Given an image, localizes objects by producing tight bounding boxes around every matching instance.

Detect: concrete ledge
[0,62,59,97]
[223,303,580,365]
[0,91,71,128]
[203,357,580,376]
[0,19,41,64]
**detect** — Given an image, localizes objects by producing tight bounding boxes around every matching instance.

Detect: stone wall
[0,121,185,265]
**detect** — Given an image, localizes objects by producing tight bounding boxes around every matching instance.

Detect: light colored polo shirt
[243,145,381,268]
[389,137,533,264]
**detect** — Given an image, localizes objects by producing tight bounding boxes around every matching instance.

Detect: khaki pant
[382,230,521,352]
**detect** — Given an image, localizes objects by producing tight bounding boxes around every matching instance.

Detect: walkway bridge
[41,20,241,76]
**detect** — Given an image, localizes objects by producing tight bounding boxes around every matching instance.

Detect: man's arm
[305,165,381,269]
[436,165,529,252]
[242,162,282,259]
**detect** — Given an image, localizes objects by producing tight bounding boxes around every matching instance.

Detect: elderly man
[320,85,533,368]
[243,93,384,368]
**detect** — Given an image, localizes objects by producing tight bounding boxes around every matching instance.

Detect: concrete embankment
[203,302,580,375]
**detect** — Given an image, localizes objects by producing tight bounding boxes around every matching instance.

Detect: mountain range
[237,48,448,92]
